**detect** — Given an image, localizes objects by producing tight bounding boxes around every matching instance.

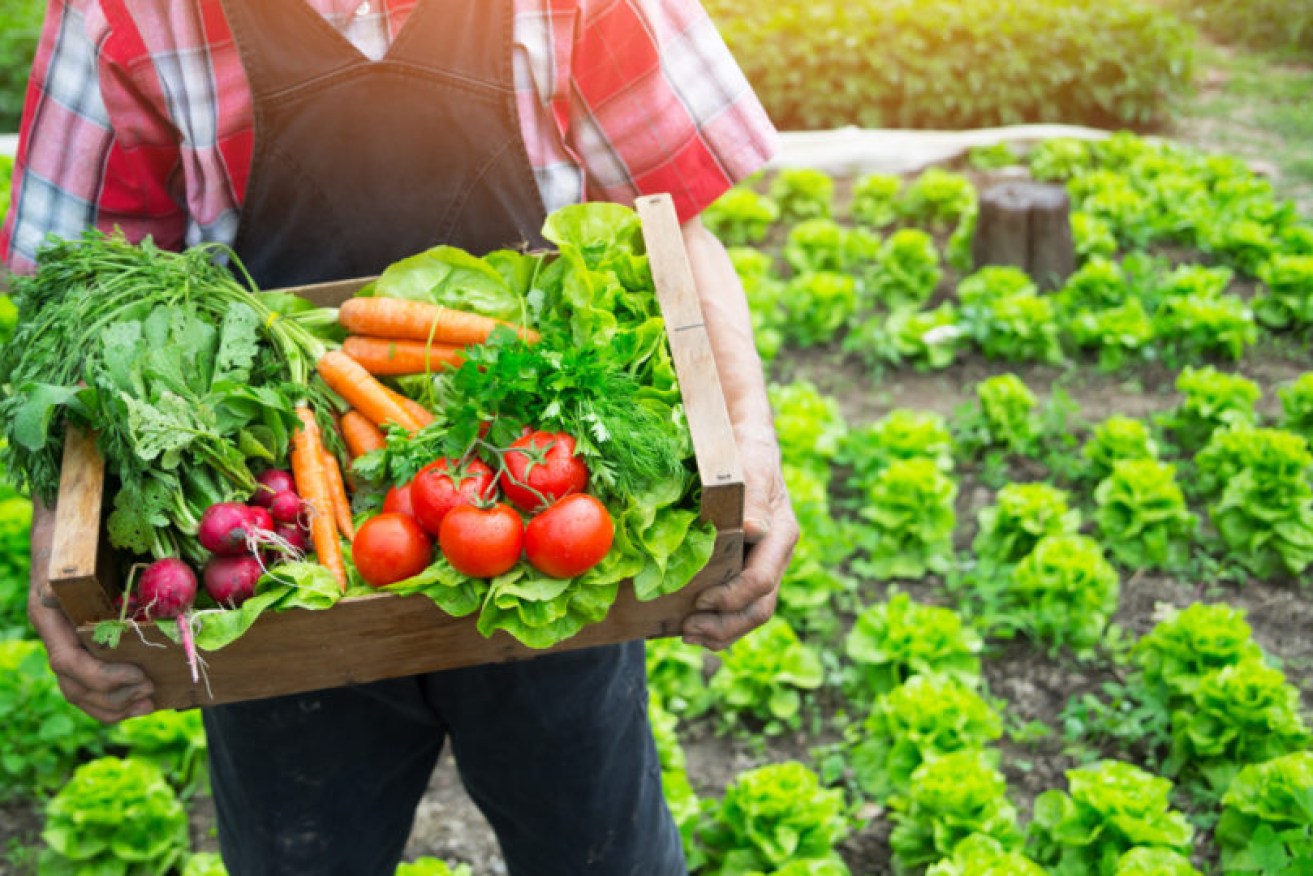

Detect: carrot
[317,350,422,432]
[321,450,355,542]
[291,407,347,591]
[340,410,386,459]
[339,297,540,346]
[342,336,465,376]
[381,384,435,428]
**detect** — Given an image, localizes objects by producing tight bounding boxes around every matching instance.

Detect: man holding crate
[4,0,798,873]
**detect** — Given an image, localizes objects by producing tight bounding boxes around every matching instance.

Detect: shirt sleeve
[567,0,777,223]
[1,0,186,275]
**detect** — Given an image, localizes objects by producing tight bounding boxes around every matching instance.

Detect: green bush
[0,0,42,132]
[1170,0,1313,55]
[705,0,1194,131]
[0,640,105,800]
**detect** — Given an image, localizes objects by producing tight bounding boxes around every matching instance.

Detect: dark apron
[204,4,684,875]
[221,0,548,289]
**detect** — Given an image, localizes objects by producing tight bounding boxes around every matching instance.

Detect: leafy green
[1216,752,1313,874]
[973,482,1080,571]
[768,169,834,222]
[1072,212,1119,261]
[897,169,977,231]
[844,304,963,372]
[1154,288,1257,362]
[1094,460,1196,571]
[1029,760,1194,876]
[1196,426,1313,578]
[889,750,1023,872]
[0,641,106,801]
[865,229,942,308]
[783,219,879,275]
[844,593,982,697]
[698,761,849,876]
[1164,366,1261,453]
[1082,416,1159,483]
[1279,373,1313,443]
[1255,255,1313,330]
[394,859,472,876]
[974,374,1039,453]
[708,617,824,733]
[1112,848,1200,876]
[851,174,902,228]
[1006,535,1119,653]
[181,852,229,876]
[850,674,1002,800]
[646,637,712,718]
[958,268,1062,364]
[782,272,859,346]
[704,188,781,246]
[838,409,954,487]
[925,834,1046,876]
[1133,602,1264,705]
[1166,660,1312,790]
[40,757,189,876]
[769,382,847,476]
[648,695,703,865]
[108,709,208,797]
[852,458,956,581]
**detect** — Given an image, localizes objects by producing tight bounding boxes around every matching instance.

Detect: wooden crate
[46,194,745,710]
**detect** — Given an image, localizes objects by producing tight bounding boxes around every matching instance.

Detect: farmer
[4,1,796,874]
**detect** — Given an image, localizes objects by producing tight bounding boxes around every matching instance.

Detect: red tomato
[439,503,524,578]
[499,431,588,513]
[524,494,614,579]
[353,513,433,588]
[411,458,495,536]
[383,482,415,517]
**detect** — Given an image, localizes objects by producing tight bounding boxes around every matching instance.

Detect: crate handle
[48,426,115,626]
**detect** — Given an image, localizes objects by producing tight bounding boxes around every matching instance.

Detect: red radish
[203,555,263,607]
[247,505,274,534]
[137,558,197,619]
[274,521,309,554]
[269,491,303,524]
[136,558,202,684]
[251,469,296,508]
[200,503,259,555]
[113,591,145,621]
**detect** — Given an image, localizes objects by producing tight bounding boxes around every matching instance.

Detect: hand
[681,426,798,651]
[28,502,155,722]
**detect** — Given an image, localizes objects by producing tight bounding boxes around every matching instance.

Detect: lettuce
[844,593,982,697]
[1112,848,1200,876]
[853,458,957,581]
[708,617,824,733]
[851,173,902,229]
[851,674,1002,800]
[1255,254,1313,329]
[925,834,1046,876]
[1007,535,1119,653]
[1279,372,1313,443]
[769,169,835,222]
[889,751,1022,871]
[645,638,711,719]
[838,409,954,487]
[1082,416,1159,483]
[1165,366,1261,453]
[844,303,963,372]
[699,761,849,876]
[1216,751,1313,874]
[973,482,1080,571]
[704,187,781,246]
[897,168,977,231]
[1030,760,1193,876]
[1094,459,1196,571]
[865,229,942,308]
[1133,602,1263,704]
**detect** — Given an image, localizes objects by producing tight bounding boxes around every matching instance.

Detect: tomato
[353,513,433,588]
[383,482,415,517]
[411,458,495,536]
[524,494,614,579]
[439,503,524,578]
[500,430,588,513]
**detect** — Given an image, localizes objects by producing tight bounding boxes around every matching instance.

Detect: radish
[137,558,201,684]
[251,469,296,508]
[203,555,263,607]
[138,558,197,620]
[273,521,309,554]
[269,491,303,525]
[199,502,268,556]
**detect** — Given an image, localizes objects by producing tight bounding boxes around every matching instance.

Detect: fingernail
[694,594,716,611]
[745,516,771,536]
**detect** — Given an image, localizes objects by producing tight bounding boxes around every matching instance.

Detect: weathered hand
[681,426,798,651]
[28,502,154,722]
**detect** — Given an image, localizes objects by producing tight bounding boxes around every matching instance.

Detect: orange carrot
[291,407,347,591]
[340,410,386,459]
[339,297,540,346]
[342,336,465,376]
[381,385,435,428]
[321,450,355,542]
[317,350,422,432]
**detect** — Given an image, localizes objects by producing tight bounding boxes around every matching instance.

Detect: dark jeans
[202,641,685,876]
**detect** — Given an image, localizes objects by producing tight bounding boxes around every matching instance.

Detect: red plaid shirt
[1,0,776,272]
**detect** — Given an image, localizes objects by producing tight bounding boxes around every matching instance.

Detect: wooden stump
[972,181,1075,291]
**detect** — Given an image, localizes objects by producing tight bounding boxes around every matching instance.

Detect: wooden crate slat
[635,195,746,532]
[49,427,114,626]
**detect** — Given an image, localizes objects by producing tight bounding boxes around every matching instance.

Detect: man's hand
[28,499,154,722]
[677,217,798,651]
[682,426,797,651]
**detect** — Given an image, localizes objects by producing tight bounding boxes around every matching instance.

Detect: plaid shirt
[1,0,776,272]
